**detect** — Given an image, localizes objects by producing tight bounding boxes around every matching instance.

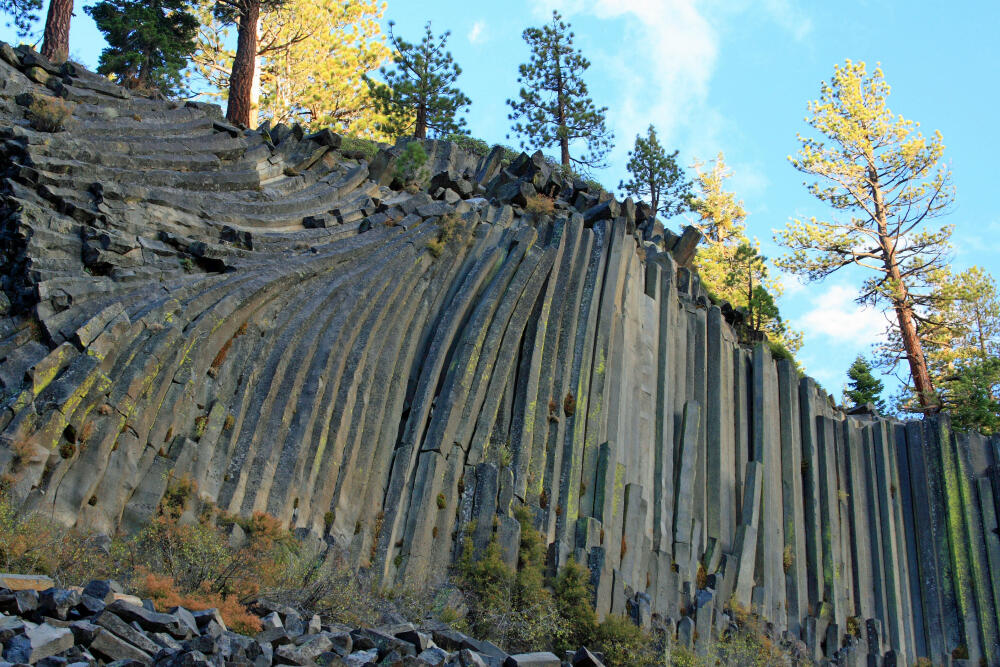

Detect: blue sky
[4,0,999,398]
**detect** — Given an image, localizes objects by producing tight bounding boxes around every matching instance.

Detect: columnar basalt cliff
[2,45,999,665]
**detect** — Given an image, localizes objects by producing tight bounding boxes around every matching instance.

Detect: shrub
[767,339,795,363]
[426,213,472,258]
[341,135,379,161]
[26,96,74,132]
[0,491,67,575]
[592,614,657,667]
[525,194,556,217]
[394,141,429,189]
[782,545,794,573]
[442,134,520,166]
[139,571,262,634]
[552,557,596,654]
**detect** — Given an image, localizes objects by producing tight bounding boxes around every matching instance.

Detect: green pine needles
[507,10,613,170]
[367,21,471,140]
[619,125,692,219]
[845,355,887,413]
[85,0,198,96]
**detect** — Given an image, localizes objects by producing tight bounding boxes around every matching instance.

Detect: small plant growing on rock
[26,96,75,132]
[525,194,555,216]
[394,141,430,191]
[193,414,209,439]
[436,492,447,509]
[426,213,471,258]
[563,391,576,417]
[782,545,794,573]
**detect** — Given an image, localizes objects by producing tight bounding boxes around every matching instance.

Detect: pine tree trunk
[894,299,936,409]
[415,105,426,139]
[40,0,72,62]
[871,169,937,411]
[226,0,260,127]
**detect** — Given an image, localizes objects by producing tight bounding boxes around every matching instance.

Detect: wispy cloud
[799,283,887,345]
[759,0,813,41]
[468,20,488,44]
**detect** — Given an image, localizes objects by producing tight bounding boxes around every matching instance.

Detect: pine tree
[39,0,70,60]
[618,125,691,219]
[258,0,388,134]
[723,243,794,350]
[365,21,470,140]
[845,355,887,413]
[86,0,198,96]
[688,153,801,354]
[688,153,746,245]
[507,10,613,169]
[908,266,1000,430]
[190,0,390,135]
[215,0,286,126]
[776,60,954,411]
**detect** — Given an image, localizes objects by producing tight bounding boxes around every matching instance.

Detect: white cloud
[798,283,887,345]
[468,20,488,44]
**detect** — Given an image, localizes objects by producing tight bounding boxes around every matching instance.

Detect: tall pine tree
[776,60,954,411]
[86,0,198,96]
[365,21,469,139]
[507,10,613,170]
[619,125,691,219]
[215,0,285,126]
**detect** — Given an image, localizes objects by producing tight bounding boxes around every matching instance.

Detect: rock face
[1,43,1000,665]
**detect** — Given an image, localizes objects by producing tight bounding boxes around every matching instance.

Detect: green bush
[592,614,658,666]
[394,141,429,190]
[552,557,596,653]
[341,135,379,161]
[443,133,520,167]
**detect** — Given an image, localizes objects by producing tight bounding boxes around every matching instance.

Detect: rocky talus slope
[2,43,1000,665]
[1,575,580,666]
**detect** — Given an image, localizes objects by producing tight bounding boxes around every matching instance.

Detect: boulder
[503,652,560,667]
[2,623,73,664]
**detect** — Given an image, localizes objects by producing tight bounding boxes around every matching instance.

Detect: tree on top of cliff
[214,0,286,126]
[85,0,198,96]
[365,21,469,140]
[688,152,746,246]
[619,125,692,220]
[775,60,954,412]
[688,153,802,354]
[189,0,390,135]
[506,10,613,170]
[845,355,887,413]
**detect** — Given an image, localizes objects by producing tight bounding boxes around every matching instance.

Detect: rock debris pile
[0,576,584,666]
